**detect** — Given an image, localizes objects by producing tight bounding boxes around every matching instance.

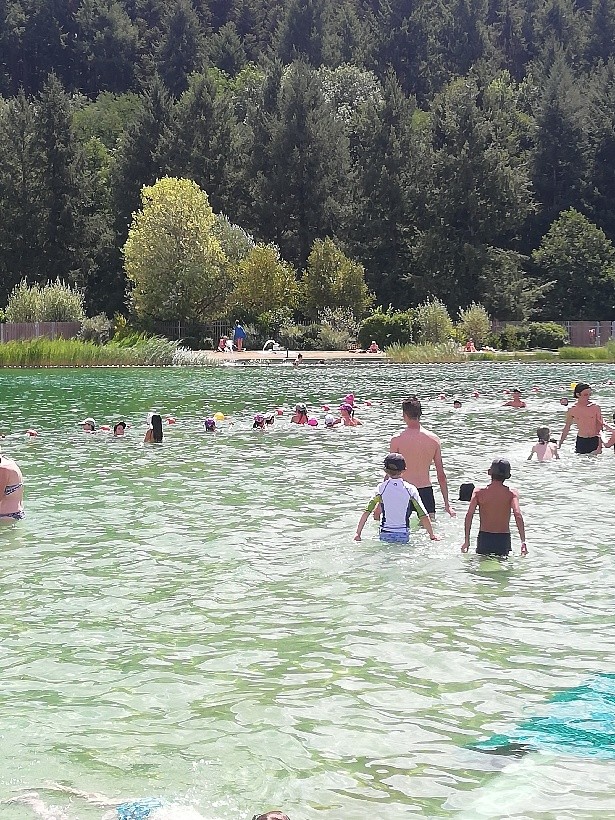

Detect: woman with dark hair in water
[144,413,163,443]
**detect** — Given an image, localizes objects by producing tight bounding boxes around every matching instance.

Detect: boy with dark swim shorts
[461,458,527,557]
[558,382,603,454]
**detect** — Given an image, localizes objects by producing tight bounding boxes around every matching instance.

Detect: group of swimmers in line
[3,784,290,820]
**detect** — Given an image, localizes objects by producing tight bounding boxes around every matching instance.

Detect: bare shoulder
[420,426,441,444]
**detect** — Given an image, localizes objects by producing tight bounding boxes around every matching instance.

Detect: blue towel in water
[116,798,165,820]
[471,674,615,759]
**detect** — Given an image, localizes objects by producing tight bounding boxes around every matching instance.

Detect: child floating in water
[527,427,559,462]
[354,454,440,544]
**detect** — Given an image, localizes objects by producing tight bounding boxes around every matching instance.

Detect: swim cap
[295,403,307,413]
[339,403,353,413]
[213,411,225,421]
[344,393,355,405]
[307,417,318,426]
[204,417,216,431]
[254,413,265,424]
[324,413,336,427]
[81,417,96,428]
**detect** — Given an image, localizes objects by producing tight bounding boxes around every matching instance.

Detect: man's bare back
[389,397,454,518]
[390,426,439,488]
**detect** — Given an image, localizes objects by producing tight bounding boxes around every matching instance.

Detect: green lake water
[1,361,614,819]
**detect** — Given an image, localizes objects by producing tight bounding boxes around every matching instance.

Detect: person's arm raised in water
[434,442,456,517]
[461,490,478,552]
[511,491,528,555]
[527,445,535,461]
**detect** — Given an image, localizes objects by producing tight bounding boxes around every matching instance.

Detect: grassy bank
[0,336,183,367]
[386,341,615,363]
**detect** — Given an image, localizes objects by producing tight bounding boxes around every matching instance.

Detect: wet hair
[573,382,591,397]
[402,396,422,419]
[150,414,163,442]
[113,421,126,435]
[536,426,550,443]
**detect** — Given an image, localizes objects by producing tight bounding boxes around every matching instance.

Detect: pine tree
[0,91,44,302]
[156,0,205,97]
[162,72,239,215]
[111,77,174,242]
[584,59,615,240]
[246,61,352,267]
[35,74,84,283]
[276,0,327,65]
[531,55,587,243]
[74,0,139,94]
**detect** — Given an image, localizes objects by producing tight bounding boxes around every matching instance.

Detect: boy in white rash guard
[354,454,440,543]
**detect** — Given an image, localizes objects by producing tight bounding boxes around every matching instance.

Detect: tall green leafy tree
[532,208,615,317]
[124,176,229,321]
[302,238,373,319]
[246,61,352,267]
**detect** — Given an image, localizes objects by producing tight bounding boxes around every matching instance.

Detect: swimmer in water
[113,421,127,436]
[324,413,340,428]
[503,388,526,408]
[290,403,309,424]
[558,382,603,454]
[559,397,569,406]
[453,400,462,409]
[0,448,25,523]
[5,785,290,820]
[81,417,96,432]
[527,426,559,462]
[203,417,217,432]
[461,458,527,557]
[253,413,266,430]
[144,413,163,443]
[602,411,615,449]
[339,403,362,426]
[264,412,275,426]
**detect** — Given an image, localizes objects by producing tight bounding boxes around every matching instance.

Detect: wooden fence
[0,322,82,343]
[491,320,615,347]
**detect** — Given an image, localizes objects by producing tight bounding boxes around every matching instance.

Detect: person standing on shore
[389,396,455,520]
[0,449,25,522]
[233,320,246,352]
[558,382,603,454]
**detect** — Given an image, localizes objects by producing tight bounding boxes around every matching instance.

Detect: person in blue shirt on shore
[233,320,246,352]
[354,453,440,544]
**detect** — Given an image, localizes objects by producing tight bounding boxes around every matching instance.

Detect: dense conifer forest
[1,0,615,320]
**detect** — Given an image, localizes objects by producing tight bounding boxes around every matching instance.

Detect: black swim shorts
[476,531,511,557]
[575,435,600,454]
[417,486,436,515]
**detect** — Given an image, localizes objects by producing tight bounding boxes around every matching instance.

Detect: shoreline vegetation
[0,339,615,367]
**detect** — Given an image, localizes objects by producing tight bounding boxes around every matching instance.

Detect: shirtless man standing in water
[0,449,25,523]
[389,396,455,520]
[558,382,603,454]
